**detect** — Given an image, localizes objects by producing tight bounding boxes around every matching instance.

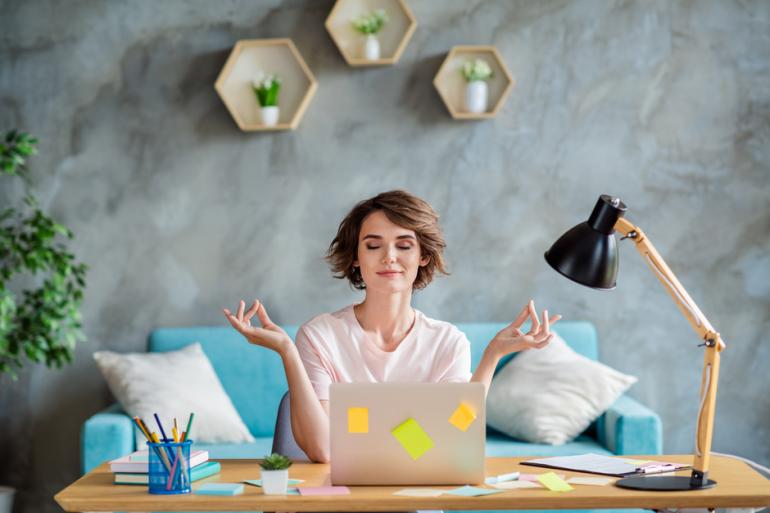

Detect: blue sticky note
[446,485,503,497]
[287,487,300,495]
[195,483,244,495]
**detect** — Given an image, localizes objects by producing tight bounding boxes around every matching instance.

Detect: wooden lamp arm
[613,216,725,485]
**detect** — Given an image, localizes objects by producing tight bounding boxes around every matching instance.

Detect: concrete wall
[1,1,768,511]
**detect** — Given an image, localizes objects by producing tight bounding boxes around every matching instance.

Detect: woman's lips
[377,271,403,277]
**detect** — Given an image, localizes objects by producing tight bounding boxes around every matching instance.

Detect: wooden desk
[55,455,770,512]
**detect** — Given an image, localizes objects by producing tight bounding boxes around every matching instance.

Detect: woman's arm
[279,343,331,463]
[224,300,330,463]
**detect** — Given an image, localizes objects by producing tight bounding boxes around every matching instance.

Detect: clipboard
[521,453,690,477]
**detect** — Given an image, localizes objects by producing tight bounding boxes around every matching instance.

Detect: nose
[382,253,396,264]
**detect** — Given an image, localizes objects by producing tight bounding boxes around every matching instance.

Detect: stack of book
[110,449,220,485]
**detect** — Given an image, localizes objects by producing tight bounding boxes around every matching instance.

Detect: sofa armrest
[596,394,663,455]
[81,403,135,474]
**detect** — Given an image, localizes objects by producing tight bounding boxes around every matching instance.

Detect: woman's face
[354,210,429,294]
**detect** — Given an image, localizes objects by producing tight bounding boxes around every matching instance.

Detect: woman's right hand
[223,299,292,354]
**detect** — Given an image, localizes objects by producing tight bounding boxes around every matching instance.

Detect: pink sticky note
[297,486,350,496]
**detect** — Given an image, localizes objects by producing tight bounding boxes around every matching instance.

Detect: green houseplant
[259,453,292,495]
[0,130,88,380]
[352,9,388,60]
[252,72,282,127]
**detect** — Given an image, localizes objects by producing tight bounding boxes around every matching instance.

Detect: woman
[224,190,561,463]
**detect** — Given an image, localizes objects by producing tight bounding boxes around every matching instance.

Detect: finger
[534,333,554,349]
[223,311,243,331]
[243,300,260,323]
[528,299,540,333]
[508,303,529,329]
[256,302,275,328]
[542,309,550,336]
[549,314,562,326]
[236,300,245,322]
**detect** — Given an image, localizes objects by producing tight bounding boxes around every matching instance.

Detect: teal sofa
[82,321,662,513]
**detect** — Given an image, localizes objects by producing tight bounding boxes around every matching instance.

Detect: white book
[109,449,208,473]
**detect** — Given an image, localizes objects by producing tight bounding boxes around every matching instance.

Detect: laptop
[329,382,486,485]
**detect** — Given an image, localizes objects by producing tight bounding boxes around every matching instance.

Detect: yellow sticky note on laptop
[348,407,368,433]
[448,402,476,432]
[391,418,434,460]
[537,472,574,492]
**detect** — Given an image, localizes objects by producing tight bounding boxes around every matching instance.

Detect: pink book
[297,486,350,496]
[109,449,208,473]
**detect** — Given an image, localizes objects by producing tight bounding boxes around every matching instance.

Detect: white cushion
[487,333,637,445]
[94,343,255,446]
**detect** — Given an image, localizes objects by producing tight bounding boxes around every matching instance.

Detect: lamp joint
[620,230,638,241]
[690,469,710,488]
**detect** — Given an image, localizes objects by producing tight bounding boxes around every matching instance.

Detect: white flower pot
[0,486,14,513]
[363,34,380,60]
[260,105,280,127]
[260,468,289,495]
[465,80,488,113]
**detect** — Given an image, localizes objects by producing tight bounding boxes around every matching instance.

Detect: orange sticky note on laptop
[348,407,368,433]
[448,402,476,432]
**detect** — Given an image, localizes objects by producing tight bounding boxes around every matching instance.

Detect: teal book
[195,482,244,496]
[114,461,221,485]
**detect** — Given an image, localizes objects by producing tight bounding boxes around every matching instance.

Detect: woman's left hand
[489,299,562,358]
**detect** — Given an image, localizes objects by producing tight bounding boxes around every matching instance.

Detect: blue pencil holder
[148,439,192,494]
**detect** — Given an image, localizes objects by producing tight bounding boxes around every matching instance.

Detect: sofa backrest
[148,320,597,437]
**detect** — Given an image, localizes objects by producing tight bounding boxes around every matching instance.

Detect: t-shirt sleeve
[295,324,334,401]
[436,329,473,383]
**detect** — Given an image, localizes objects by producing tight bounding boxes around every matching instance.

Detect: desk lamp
[544,194,725,491]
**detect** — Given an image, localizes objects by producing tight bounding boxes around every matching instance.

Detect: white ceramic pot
[260,105,280,127]
[465,80,488,113]
[363,34,380,60]
[260,468,289,495]
[0,486,14,513]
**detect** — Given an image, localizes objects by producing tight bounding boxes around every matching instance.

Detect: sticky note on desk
[491,480,541,490]
[391,418,433,460]
[446,485,503,497]
[394,488,445,497]
[297,486,350,496]
[195,483,244,495]
[244,478,304,487]
[537,472,573,492]
[348,407,369,433]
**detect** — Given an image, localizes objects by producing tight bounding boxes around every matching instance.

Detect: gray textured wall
[1,0,769,511]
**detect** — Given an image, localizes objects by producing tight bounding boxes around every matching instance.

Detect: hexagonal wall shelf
[325,0,417,66]
[433,45,515,120]
[214,39,317,131]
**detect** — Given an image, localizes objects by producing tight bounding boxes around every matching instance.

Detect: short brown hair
[326,190,448,290]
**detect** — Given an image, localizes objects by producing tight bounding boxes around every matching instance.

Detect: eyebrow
[362,234,416,241]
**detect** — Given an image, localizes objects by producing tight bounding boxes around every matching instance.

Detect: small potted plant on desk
[252,72,282,127]
[352,9,388,60]
[462,58,494,114]
[259,453,293,495]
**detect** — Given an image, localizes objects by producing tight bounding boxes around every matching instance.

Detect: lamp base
[616,476,717,491]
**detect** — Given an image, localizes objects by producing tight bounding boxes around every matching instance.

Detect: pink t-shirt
[295,304,472,401]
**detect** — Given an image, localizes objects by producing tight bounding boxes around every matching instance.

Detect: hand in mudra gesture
[491,299,562,357]
[223,299,291,353]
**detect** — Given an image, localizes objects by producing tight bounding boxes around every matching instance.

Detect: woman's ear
[419,255,430,267]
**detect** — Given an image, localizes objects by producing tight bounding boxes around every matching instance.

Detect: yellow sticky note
[391,418,434,460]
[448,402,477,432]
[348,407,368,433]
[624,459,652,465]
[537,472,574,492]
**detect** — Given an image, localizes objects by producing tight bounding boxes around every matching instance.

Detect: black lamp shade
[544,195,627,290]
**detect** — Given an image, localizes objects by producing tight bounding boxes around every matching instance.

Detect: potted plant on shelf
[461,58,494,114]
[352,9,388,60]
[252,72,282,127]
[0,130,88,513]
[259,453,293,495]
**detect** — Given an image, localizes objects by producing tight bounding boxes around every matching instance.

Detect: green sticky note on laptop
[391,418,434,460]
